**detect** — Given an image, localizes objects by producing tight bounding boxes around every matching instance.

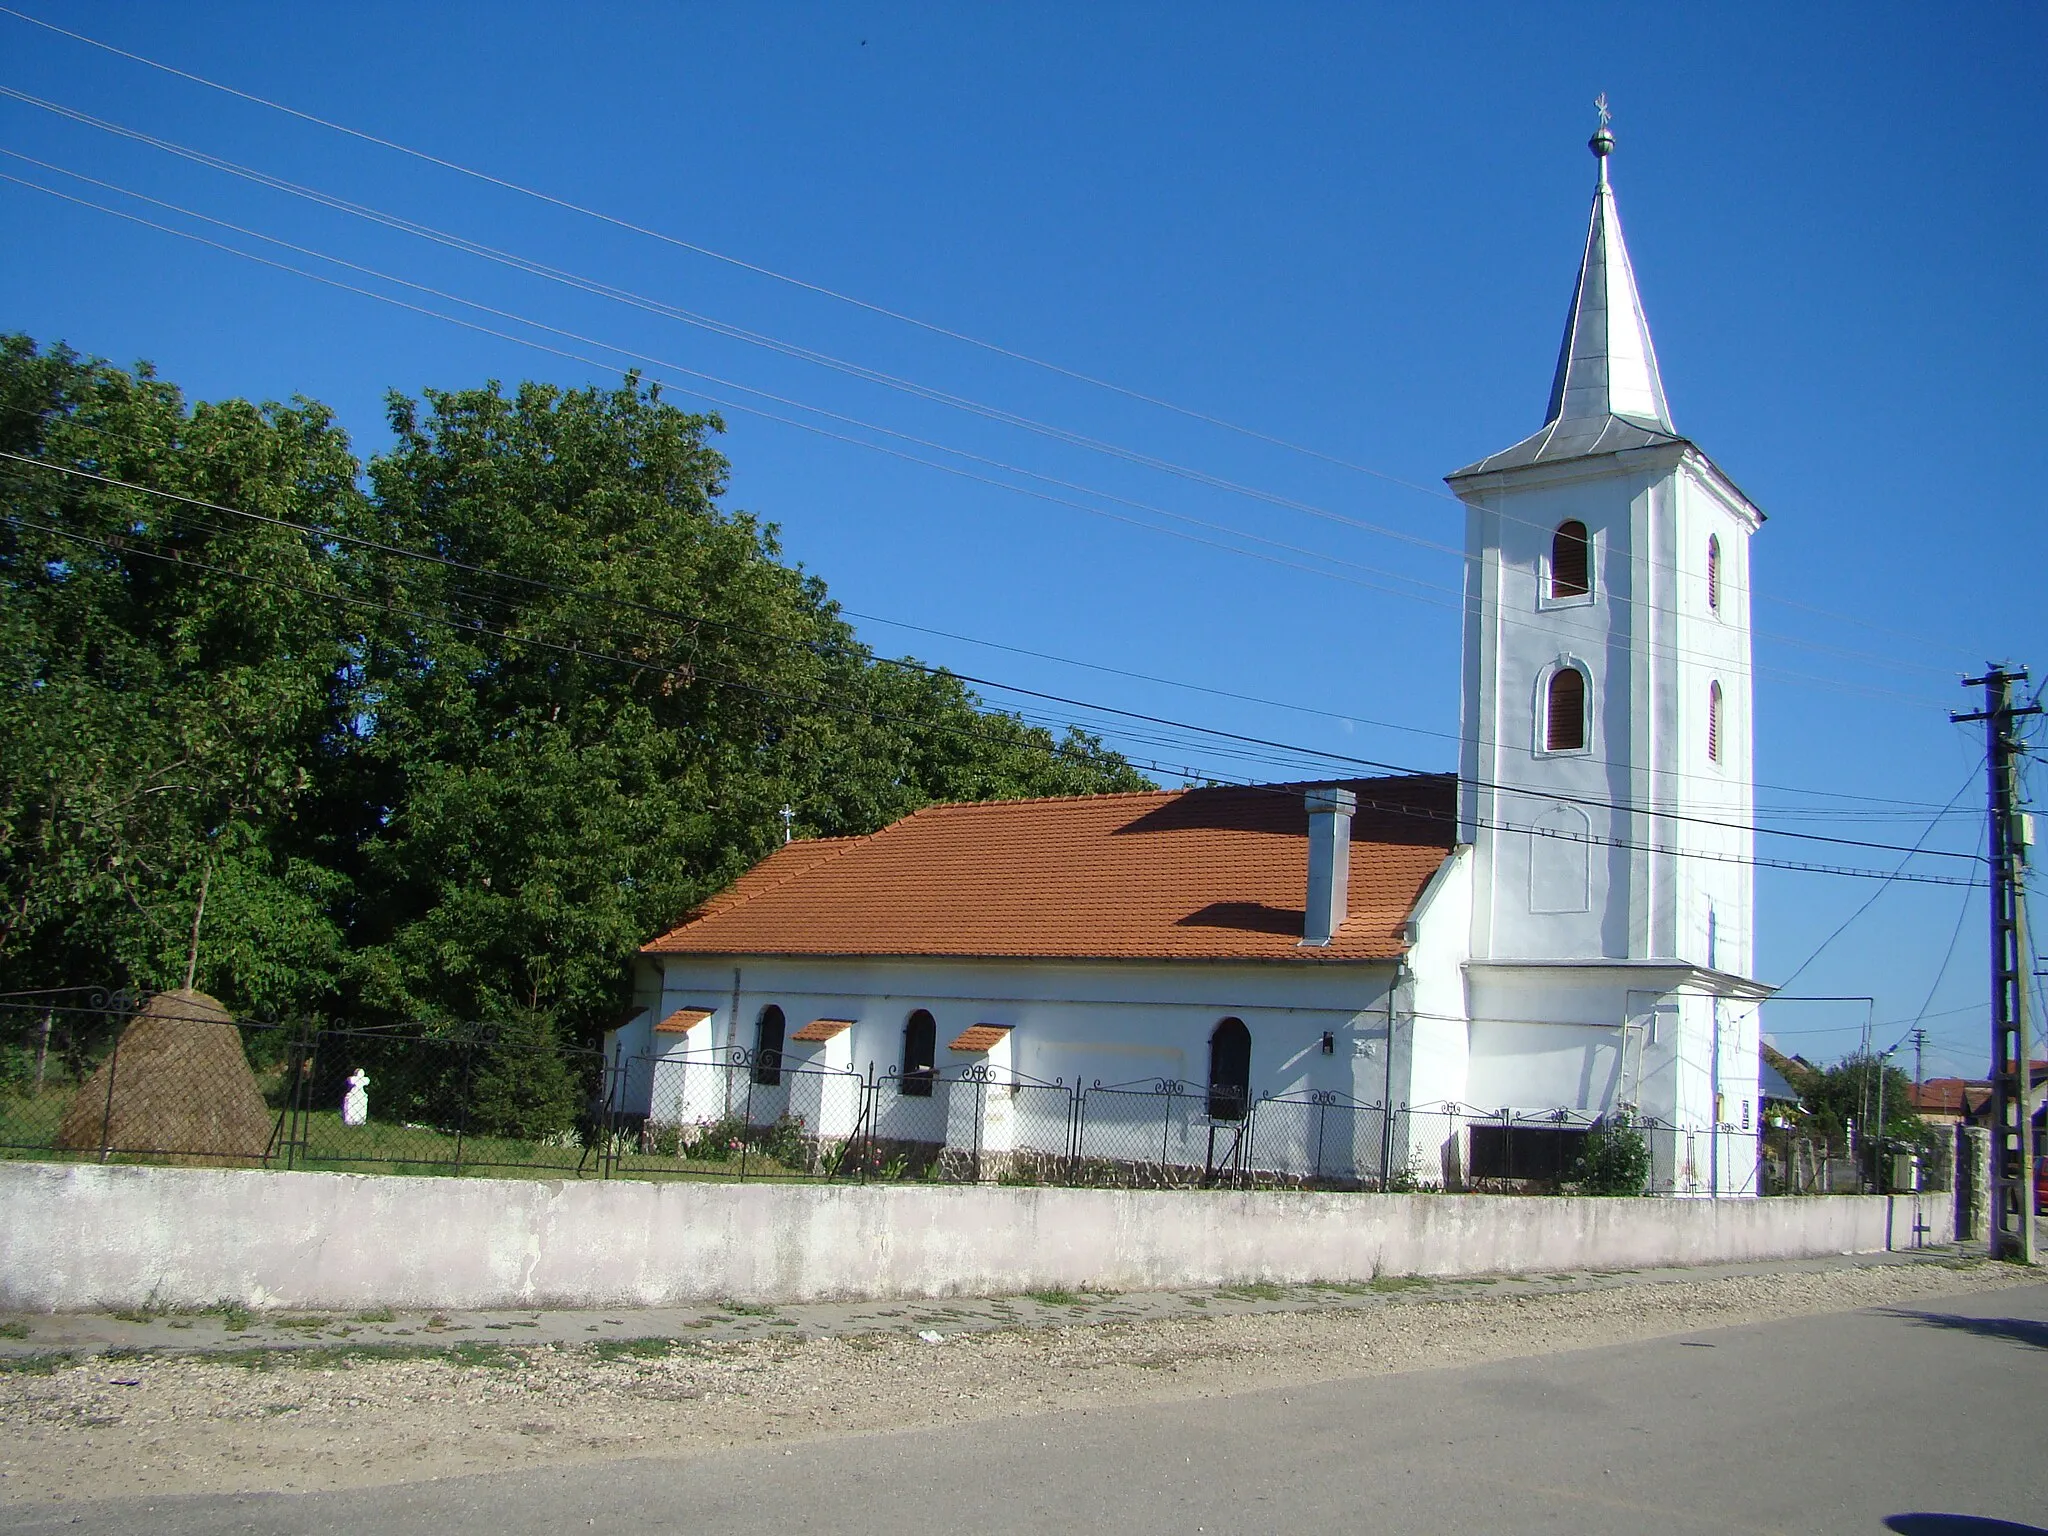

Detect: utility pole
[1874,1046,1892,1190]
[1953,666,2040,1263]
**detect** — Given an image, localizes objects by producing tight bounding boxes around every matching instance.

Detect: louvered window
[1550,520,1590,599]
[1708,681,1724,763]
[1706,535,1722,614]
[1546,667,1587,752]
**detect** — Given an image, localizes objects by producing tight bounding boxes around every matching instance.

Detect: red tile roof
[644,776,1456,964]
[1910,1078,1990,1117]
[948,1024,1012,1053]
[653,1006,714,1034]
[791,1018,854,1043]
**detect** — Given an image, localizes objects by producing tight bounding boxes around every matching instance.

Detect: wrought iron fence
[273,1026,609,1177]
[606,1050,1085,1185]
[0,994,611,1177]
[2,991,1859,1199]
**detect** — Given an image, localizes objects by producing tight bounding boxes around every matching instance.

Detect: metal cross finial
[1589,93,1615,177]
[780,804,794,844]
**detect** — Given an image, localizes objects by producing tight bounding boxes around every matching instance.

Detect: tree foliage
[1786,1049,1939,1157]
[1568,1121,1652,1196]
[0,339,1149,1040]
[0,336,353,1018]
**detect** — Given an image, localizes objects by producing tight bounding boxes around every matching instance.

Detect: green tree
[334,375,1147,1038]
[1796,1051,1925,1146]
[2,345,1148,1050]
[0,336,354,1017]
[462,1009,584,1141]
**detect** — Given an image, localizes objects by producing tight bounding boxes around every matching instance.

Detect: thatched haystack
[56,989,275,1165]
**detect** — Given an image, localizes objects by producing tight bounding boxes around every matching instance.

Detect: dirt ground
[0,1255,2029,1507]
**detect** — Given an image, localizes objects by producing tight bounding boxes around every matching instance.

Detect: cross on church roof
[1590,92,1616,173]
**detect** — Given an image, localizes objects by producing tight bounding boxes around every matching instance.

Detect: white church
[609,123,1770,1197]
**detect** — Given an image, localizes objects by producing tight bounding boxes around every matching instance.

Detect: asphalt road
[6,1280,2043,1536]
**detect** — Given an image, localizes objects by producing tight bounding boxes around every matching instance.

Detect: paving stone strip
[0,1250,2029,1507]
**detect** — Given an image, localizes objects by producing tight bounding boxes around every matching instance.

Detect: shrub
[462,1011,580,1142]
[752,1113,808,1169]
[682,1113,748,1162]
[1568,1122,1651,1196]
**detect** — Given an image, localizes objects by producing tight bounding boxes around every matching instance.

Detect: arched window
[1708,681,1724,763]
[900,1009,937,1097]
[1208,1017,1251,1121]
[1706,535,1722,614]
[752,1005,785,1086]
[1545,665,1588,752]
[1549,520,1590,600]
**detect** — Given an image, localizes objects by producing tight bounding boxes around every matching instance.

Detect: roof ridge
[896,772,1455,819]
[898,787,1180,816]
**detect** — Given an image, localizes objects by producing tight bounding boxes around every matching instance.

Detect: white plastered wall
[621,955,1397,1091]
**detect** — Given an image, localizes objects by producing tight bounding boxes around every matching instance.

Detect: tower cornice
[1446,439,1765,529]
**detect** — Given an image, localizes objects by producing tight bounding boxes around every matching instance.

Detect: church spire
[1544,99,1673,432]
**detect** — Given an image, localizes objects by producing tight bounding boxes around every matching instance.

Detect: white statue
[342,1068,370,1127]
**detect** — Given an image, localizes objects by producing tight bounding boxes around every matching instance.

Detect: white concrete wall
[618,955,1401,1114]
[0,1162,1952,1314]
[1670,460,1757,980]
[1457,453,1667,965]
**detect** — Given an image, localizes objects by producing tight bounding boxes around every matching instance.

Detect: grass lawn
[607,1147,817,1182]
[3,1088,833,1184]
[282,1110,595,1177]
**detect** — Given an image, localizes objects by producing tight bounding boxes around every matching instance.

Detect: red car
[2038,1153,2047,1216]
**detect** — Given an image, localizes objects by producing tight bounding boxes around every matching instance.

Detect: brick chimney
[1301,786,1356,946]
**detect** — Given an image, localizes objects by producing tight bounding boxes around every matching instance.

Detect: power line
[0,487,1989,890]
[0,405,1966,819]
[0,96,1980,689]
[0,10,1994,674]
[0,504,1263,796]
[0,453,1990,867]
[774,608,1973,819]
[0,8,1594,522]
[0,171,1472,595]
[1767,763,1989,995]
[1900,818,1987,1045]
[0,399,1973,817]
[5,503,1986,890]
[0,449,1979,862]
[0,164,1958,714]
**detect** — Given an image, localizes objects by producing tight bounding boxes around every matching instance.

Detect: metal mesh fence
[1071,1080,1229,1187]
[0,992,291,1167]
[1240,1093,1389,1189]
[609,1048,867,1181]
[2,992,1889,1199]
[0,995,609,1177]
[275,1027,607,1177]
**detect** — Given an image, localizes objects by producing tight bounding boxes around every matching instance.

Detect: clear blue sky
[4,3,2043,1080]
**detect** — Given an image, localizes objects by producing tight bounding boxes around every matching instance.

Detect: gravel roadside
[0,1254,2029,1508]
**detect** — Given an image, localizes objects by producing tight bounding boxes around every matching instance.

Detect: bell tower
[1447,112,1762,978]
[1442,112,1769,1188]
